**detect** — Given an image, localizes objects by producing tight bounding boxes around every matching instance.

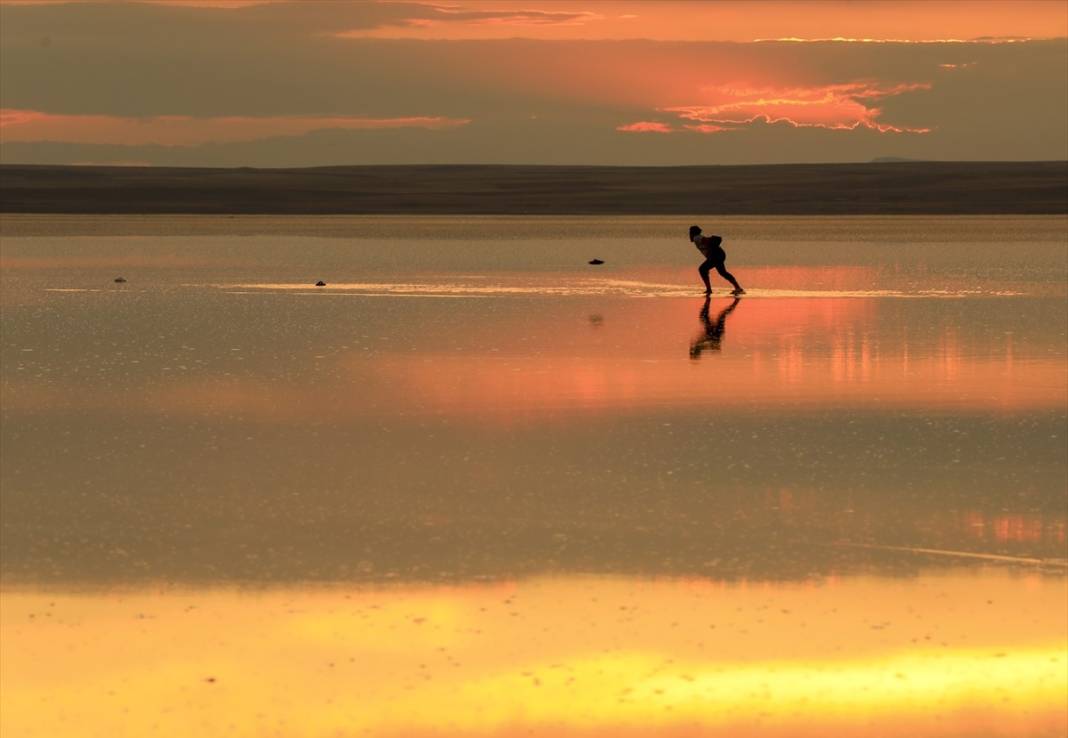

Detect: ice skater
[688,225,745,296]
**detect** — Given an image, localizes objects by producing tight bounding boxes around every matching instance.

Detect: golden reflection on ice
[3,295,1064,423]
[3,573,1066,738]
[369,296,1066,419]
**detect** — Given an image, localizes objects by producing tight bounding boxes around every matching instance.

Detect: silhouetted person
[689,225,745,295]
[690,296,741,359]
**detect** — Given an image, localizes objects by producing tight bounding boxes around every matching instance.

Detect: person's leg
[714,261,744,292]
[698,259,713,294]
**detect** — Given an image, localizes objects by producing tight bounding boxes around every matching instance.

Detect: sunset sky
[1,0,1066,166]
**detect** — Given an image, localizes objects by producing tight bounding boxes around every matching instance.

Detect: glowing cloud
[661,82,933,134]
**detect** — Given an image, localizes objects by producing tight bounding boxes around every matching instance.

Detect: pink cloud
[0,109,45,127]
[683,124,730,134]
[340,3,603,38]
[616,121,673,133]
[661,82,933,134]
[0,110,471,145]
[441,11,601,27]
[754,36,1033,44]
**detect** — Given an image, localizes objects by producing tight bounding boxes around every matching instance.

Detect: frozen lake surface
[1,215,1066,737]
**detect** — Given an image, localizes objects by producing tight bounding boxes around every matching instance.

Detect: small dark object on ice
[588,259,605,265]
[114,276,127,283]
[315,280,326,287]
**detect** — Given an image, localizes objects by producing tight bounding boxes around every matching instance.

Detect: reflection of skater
[689,225,745,296]
[690,297,741,359]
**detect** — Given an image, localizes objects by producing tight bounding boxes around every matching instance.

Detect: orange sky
[8,0,1057,42]
[1,1,1066,164]
[342,0,1068,41]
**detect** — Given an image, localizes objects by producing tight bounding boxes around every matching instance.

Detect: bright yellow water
[3,573,1067,738]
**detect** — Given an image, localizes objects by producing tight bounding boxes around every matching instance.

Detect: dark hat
[688,225,702,238]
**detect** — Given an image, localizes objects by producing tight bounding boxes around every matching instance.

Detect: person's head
[688,225,702,242]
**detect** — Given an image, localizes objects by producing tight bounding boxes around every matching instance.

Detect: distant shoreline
[1,162,1066,215]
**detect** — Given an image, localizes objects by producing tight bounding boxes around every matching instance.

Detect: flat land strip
[1,162,1065,214]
